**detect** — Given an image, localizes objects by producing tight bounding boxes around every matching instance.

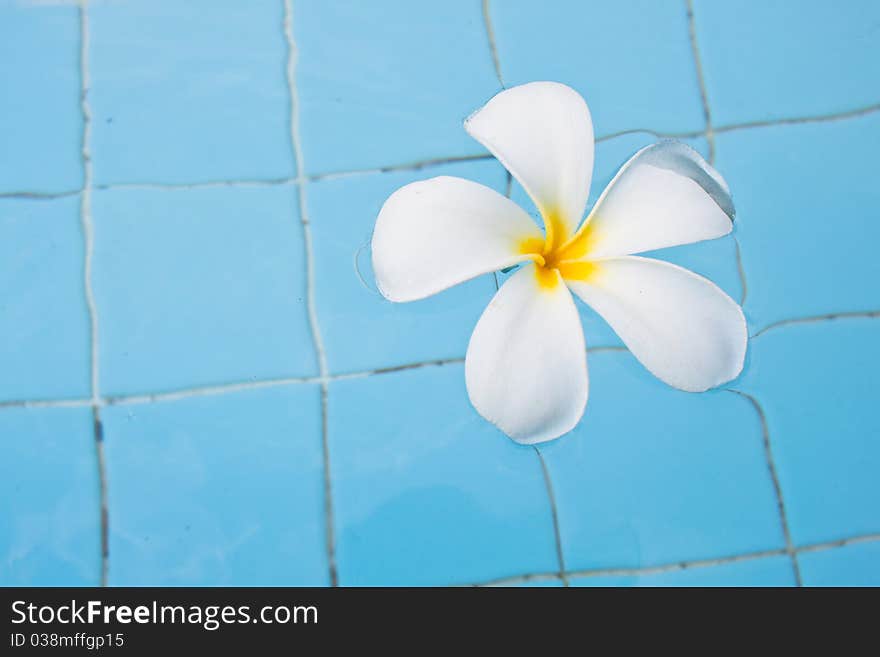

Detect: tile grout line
[4,101,880,202]
[103,375,320,406]
[685,0,715,163]
[472,572,563,588]
[715,102,880,133]
[481,0,504,88]
[10,303,880,414]
[0,190,81,200]
[477,548,787,587]
[78,2,99,406]
[751,310,880,339]
[727,390,802,585]
[282,0,338,587]
[0,358,471,412]
[6,102,880,200]
[0,397,95,410]
[4,304,880,412]
[470,531,880,587]
[796,532,880,554]
[78,0,108,588]
[534,447,569,586]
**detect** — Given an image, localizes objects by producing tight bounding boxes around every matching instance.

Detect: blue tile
[88,0,293,184]
[329,366,559,585]
[799,542,880,587]
[0,406,99,586]
[102,385,326,585]
[489,0,704,135]
[0,3,81,192]
[92,185,317,396]
[0,197,90,401]
[541,350,784,572]
[734,319,880,546]
[294,0,499,174]
[573,556,796,587]
[716,116,880,331]
[693,0,880,126]
[309,160,503,374]
[507,134,741,348]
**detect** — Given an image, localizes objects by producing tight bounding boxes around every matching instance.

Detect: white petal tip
[663,304,748,393]
[569,257,747,396]
[464,266,588,447]
[652,140,736,222]
[371,176,541,303]
[504,417,583,445]
[467,385,586,446]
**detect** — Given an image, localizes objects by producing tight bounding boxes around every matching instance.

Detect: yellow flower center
[518,209,601,290]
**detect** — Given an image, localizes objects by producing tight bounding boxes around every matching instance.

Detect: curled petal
[372,176,542,302]
[465,82,594,247]
[581,141,734,259]
[466,265,588,444]
[567,256,746,392]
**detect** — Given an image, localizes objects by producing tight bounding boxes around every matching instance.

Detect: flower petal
[464,82,594,247]
[372,176,542,302]
[582,141,734,258]
[465,265,588,444]
[567,256,746,392]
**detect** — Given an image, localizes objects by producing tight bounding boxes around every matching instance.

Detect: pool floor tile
[0,407,100,586]
[2,0,879,588]
[0,2,82,193]
[88,0,294,185]
[102,385,327,586]
[733,319,880,547]
[309,160,503,374]
[0,197,91,401]
[540,350,785,572]
[798,541,880,587]
[572,555,796,587]
[91,185,318,396]
[693,0,880,126]
[293,0,500,174]
[716,115,880,331]
[329,365,559,585]
[489,0,704,135]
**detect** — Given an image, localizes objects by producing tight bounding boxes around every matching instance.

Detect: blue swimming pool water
[1,0,878,587]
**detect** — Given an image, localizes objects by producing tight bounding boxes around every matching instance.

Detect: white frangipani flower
[372,81,747,444]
